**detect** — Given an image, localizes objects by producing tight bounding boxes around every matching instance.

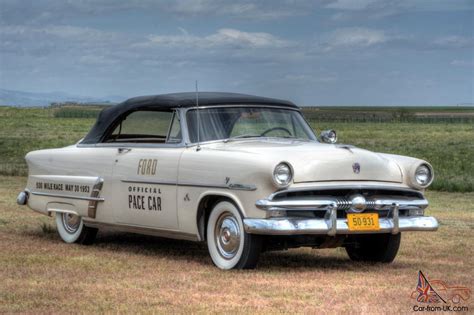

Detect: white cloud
[325,0,473,19]
[323,27,388,50]
[284,74,313,81]
[284,74,337,83]
[325,0,472,11]
[0,25,123,44]
[1,0,471,26]
[79,55,119,66]
[0,0,327,24]
[326,0,378,10]
[208,29,289,48]
[147,28,290,49]
[0,24,297,75]
[433,36,474,49]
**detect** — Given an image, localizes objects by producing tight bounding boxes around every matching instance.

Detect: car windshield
[186,106,316,143]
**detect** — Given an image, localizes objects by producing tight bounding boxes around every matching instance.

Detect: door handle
[118,148,132,154]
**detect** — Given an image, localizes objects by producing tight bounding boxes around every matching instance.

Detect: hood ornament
[352,162,360,174]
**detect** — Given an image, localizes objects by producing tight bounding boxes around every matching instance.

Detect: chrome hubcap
[62,213,80,234]
[215,213,241,259]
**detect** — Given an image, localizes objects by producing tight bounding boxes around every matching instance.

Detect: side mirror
[320,129,337,144]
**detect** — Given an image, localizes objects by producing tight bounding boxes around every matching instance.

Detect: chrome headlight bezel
[273,162,293,188]
[413,163,434,188]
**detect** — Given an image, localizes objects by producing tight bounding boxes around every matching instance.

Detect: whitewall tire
[55,212,98,245]
[206,201,261,269]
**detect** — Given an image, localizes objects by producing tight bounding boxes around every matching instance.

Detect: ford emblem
[352,162,360,174]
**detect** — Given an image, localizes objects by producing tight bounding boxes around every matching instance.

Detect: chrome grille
[257,187,428,213]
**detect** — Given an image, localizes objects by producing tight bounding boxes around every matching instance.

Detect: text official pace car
[17,92,438,269]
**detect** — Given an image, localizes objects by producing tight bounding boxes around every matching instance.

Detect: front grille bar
[255,197,427,212]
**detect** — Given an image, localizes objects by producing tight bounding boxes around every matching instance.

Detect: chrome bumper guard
[247,199,438,235]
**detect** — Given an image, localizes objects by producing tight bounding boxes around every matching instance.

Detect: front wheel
[345,233,401,263]
[55,212,98,245]
[206,201,261,269]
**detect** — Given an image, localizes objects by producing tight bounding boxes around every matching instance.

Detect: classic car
[17,92,439,269]
[429,280,471,304]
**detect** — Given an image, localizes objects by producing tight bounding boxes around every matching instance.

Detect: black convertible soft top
[80,92,297,144]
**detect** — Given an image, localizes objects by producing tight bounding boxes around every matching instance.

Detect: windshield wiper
[223,134,261,143]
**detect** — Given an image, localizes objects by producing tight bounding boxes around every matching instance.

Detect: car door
[106,109,184,230]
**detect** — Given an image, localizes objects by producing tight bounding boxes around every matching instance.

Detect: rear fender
[26,175,104,218]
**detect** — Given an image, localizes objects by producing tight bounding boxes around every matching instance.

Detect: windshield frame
[183,105,317,146]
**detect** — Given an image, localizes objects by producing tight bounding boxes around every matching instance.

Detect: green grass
[1,176,473,313]
[0,106,473,191]
[0,107,95,175]
[53,106,103,118]
[313,121,474,192]
[302,107,474,123]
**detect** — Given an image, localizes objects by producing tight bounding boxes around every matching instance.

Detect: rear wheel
[345,233,401,263]
[206,201,261,269]
[55,212,98,245]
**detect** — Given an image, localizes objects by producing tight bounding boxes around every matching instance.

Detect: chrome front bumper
[243,216,439,235]
[248,194,438,236]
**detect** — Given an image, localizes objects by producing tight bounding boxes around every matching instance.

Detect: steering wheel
[260,127,292,137]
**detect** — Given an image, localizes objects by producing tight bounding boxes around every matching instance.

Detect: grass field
[0,105,473,313]
[0,176,472,313]
[0,105,473,191]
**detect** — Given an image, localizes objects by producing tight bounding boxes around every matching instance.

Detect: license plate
[347,213,380,231]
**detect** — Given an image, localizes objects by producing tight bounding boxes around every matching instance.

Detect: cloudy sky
[0,0,473,105]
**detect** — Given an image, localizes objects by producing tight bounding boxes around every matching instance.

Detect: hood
[207,139,402,183]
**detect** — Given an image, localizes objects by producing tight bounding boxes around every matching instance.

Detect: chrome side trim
[78,142,186,148]
[48,208,80,216]
[243,216,439,235]
[88,178,104,219]
[82,221,199,242]
[121,179,257,191]
[122,179,177,185]
[227,183,257,191]
[180,181,257,191]
[30,191,105,202]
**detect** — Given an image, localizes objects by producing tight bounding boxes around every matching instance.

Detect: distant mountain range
[0,88,125,106]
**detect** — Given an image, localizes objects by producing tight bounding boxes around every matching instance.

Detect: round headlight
[273,163,293,187]
[415,164,433,186]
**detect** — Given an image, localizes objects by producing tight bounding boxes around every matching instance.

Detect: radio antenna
[195,80,201,151]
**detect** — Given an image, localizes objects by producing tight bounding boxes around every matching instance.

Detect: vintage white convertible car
[17,92,438,269]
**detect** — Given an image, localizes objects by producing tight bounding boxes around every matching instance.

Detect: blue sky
[0,0,473,105]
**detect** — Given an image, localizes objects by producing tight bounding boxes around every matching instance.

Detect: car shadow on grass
[94,231,410,271]
[25,228,411,271]
[95,230,209,261]
[258,251,409,271]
